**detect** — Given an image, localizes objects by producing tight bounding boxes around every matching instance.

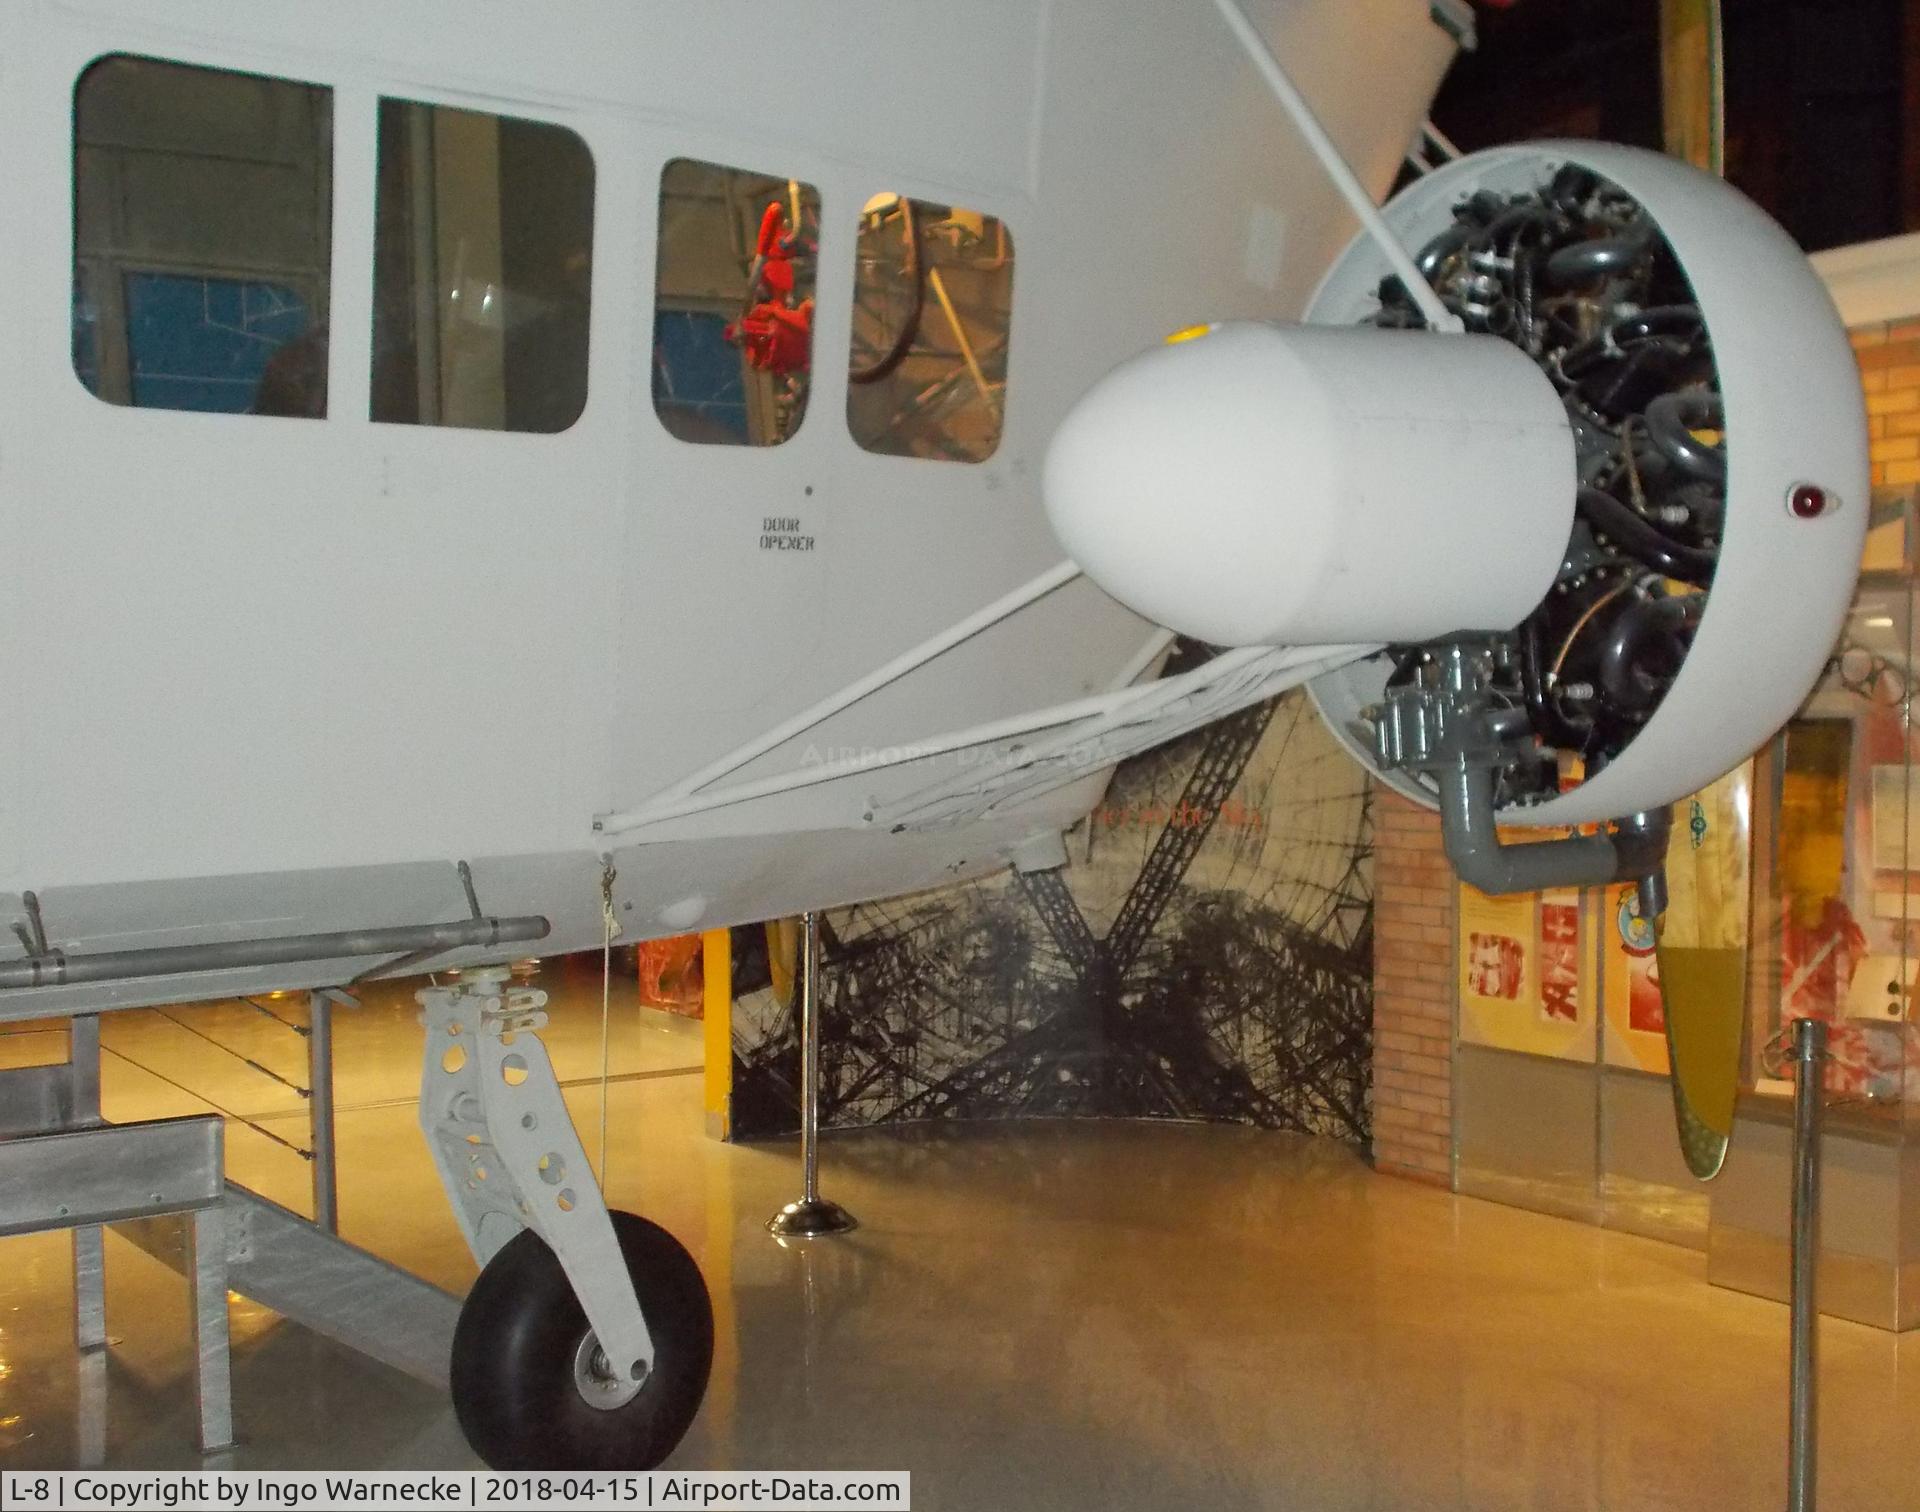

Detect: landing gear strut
[420,971,713,1468]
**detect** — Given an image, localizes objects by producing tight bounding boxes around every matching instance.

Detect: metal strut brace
[1211,0,1465,333]
[0,913,550,991]
[418,971,655,1392]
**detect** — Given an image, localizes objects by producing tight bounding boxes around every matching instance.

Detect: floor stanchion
[768,911,858,1240]
[1787,1014,1827,1512]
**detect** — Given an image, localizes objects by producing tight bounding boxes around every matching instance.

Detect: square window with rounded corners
[653,159,820,447]
[72,55,333,416]
[847,196,1013,463]
[372,99,595,434]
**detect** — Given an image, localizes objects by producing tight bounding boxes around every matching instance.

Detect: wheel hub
[571,1332,646,1411]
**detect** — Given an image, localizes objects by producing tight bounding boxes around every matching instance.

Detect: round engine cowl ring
[1306,141,1866,829]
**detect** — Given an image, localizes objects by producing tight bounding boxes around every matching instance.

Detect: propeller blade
[1649,766,1754,1179]
[1657,927,1745,1178]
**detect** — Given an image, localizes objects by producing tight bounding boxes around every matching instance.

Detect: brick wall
[1370,790,1456,1184]
[1859,317,1920,488]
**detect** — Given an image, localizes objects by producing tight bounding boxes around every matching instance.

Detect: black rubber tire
[449,1211,714,1470]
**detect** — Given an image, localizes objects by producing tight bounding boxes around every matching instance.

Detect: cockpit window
[847,197,1013,462]
[371,100,595,433]
[72,56,333,416]
[653,159,820,447]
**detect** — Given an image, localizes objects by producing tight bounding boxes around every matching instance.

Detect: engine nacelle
[1306,142,1866,831]
[1046,142,1866,877]
[1044,322,1576,648]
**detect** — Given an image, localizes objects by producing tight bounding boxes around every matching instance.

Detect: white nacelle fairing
[1305,143,1869,827]
[1043,321,1576,647]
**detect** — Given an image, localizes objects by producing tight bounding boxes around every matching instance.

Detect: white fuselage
[0,0,1457,1015]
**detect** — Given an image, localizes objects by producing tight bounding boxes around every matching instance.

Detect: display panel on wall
[1457,881,1593,1063]
[1453,764,1755,1077]
[729,678,1374,1146]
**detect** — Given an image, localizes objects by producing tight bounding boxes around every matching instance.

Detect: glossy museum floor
[3,979,1919,1508]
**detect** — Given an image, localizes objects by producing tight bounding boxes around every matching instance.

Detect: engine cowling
[1045,141,1866,838]
[1305,141,1866,829]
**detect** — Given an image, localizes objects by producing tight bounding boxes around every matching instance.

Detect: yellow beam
[701,928,732,1141]
[1660,0,1725,174]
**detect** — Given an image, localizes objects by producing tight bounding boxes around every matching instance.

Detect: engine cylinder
[1042,322,1575,647]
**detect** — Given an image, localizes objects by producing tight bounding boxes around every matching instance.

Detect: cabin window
[847,196,1013,463]
[653,159,820,447]
[72,56,333,416]
[371,100,595,433]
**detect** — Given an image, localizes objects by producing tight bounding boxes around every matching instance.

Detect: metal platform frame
[0,1016,232,1453]
[0,996,464,1459]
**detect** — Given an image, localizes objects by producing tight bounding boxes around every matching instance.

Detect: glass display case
[1708,568,1920,1329]
[1455,552,1920,1326]
[1747,574,1916,1107]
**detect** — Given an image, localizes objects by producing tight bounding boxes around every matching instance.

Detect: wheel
[449,1211,714,1470]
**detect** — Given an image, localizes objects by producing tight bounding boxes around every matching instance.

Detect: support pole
[767,913,858,1240]
[1788,1015,1827,1512]
[309,991,339,1234]
[72,1225,107,1351]
[186,1205,235,1453]
[70,1015,108,1350]
[75,1348,107,1468]
[71,1014,101,1125]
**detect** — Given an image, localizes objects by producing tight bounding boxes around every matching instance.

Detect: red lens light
[1789,484,1830,520]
